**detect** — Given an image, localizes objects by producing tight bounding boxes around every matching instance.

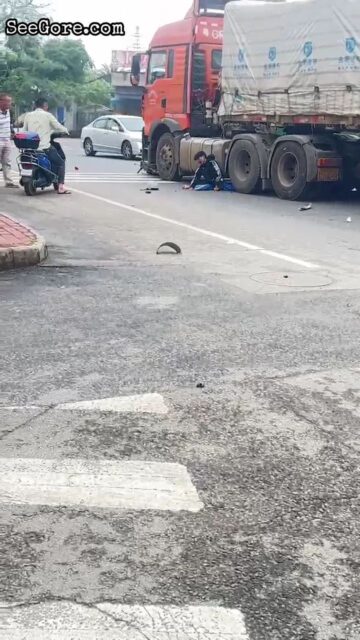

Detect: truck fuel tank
[180,136,231,173]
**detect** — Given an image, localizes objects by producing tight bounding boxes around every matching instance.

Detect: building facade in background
[111,50,147,116]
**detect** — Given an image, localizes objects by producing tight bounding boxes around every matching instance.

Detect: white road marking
[58,393,169,414]
[68,181,163,184]
[70,188,320,269]
[68,173,152,176]
[1,393,168,415]
[0,458,203,512]
[65,173,172,185]
[0,601,249,639]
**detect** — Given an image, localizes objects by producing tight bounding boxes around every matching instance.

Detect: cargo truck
[131,0,360,200]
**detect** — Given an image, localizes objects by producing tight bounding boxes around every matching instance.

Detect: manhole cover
[250,271,333,288]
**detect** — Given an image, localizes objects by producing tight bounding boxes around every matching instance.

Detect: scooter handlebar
[50,131,69,141]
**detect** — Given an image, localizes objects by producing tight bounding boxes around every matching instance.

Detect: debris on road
[196,383,205,389]
[299,203,312,211]
[346,217,352,223]
[156,242,182,255]
[142,186,160,193]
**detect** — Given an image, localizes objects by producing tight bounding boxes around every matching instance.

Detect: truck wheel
[271,142,311,200]
[228,140,261,194]
[156,133,181,181]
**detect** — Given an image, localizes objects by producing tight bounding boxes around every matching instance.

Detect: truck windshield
[212,50,222,71]
[199,0,230,14]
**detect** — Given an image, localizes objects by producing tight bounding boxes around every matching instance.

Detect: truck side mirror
[130,54,141,87]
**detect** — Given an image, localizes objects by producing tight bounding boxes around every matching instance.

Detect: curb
[0,213,48,271]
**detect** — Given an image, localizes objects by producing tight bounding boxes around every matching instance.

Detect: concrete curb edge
[0,212,48,271]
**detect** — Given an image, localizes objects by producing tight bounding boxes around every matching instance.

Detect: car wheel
[122,140,134,160]
[84,138,96,156]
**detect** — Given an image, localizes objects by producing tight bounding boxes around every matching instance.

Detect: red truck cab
[131,1,229,175]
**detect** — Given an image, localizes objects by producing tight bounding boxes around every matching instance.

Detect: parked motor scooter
[14,131,68,196]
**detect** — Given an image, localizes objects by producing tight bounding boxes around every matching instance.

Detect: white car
[81,115,143,160]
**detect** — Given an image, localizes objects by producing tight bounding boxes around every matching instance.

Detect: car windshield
[118,117,143,132]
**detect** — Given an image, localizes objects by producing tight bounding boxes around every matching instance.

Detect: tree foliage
[0,0,112,111]
[0,0,46,34]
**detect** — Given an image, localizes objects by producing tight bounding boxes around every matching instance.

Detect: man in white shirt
[23,97,70,194]
[0,93,17,188]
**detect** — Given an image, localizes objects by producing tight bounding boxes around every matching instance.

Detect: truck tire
[156,132,181,181]
[228,140,261,194]
[271,141,311,200]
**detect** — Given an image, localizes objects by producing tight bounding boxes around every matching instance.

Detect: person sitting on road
[23,97,70,195]
[183,151,224,191]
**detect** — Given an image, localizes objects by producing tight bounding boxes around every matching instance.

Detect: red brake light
[317,158,342,168]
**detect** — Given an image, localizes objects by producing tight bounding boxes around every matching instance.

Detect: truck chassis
[142,120,360,200]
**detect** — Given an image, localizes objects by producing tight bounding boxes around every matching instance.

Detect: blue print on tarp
[268,47,277,62]
[304,41,313,58]
[346,37,357,54]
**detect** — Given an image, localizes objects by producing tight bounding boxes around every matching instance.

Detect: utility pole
[132,26,141,52]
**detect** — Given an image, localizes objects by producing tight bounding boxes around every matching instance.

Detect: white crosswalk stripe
[3,392,169,414]
[7,170,165,185]
[65,173,163,184]
[0,392,250,639]
[0,601,249,639]
[0,458,204,512]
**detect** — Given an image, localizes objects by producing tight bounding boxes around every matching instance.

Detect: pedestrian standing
[0,93,17,188]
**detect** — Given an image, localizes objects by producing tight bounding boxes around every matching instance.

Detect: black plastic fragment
[156,242,182,255]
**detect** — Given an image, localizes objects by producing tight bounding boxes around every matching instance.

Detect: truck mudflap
[268,135,343,200]
[268,135,342,184]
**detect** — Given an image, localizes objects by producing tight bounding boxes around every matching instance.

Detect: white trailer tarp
[220,0,360,118]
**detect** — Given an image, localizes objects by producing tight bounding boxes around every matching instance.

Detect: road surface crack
[0,406,54,443]
[0,597,153,640]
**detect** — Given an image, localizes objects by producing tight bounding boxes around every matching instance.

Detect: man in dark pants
[183,151,224,191]
[23,98,70,194]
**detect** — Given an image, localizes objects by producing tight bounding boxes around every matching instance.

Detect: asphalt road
[1,139,360,639]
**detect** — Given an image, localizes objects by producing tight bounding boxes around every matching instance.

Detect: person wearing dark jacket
[183,151,224,191]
